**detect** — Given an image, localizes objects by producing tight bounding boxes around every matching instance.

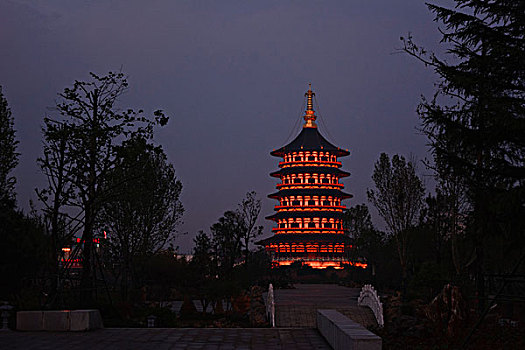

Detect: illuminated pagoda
[258,85,356,269]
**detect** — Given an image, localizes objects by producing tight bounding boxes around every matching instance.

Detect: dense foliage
[402,0,525,305]
[97,136,184,300]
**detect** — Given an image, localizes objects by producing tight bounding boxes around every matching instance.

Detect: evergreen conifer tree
[402,1,525,306]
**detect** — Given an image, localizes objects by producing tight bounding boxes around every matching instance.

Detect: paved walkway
[0,328,331,350]
[273,284,377,328]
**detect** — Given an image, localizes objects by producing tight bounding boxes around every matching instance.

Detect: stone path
[272,284,377,328]
[0,328,331,350]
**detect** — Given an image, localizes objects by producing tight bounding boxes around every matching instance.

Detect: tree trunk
[49,178,63,308]
[80,89,98,306]
[401,261,408,302]
[121,258,129,302]
[80,205,94,306]
[474,223,485,313]
[244,238,249,266]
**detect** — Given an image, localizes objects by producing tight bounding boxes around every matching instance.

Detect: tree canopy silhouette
[39,71,167,304]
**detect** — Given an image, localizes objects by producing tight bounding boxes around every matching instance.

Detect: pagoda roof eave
[256,233,353,245]
[268,189,353,199]
[270,127,350,157]
[270,167,350,178]
[265,211,344,221]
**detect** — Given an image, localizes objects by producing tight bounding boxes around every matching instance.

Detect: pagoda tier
[258,85,359,269]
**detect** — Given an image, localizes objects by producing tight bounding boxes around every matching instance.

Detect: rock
[383,292,403,323]
[232,291,250,315]
[425,284,468,337]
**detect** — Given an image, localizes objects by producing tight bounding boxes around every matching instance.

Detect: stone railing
[317,309,382,350]
[357,284,384,327]
[266,283,275,327]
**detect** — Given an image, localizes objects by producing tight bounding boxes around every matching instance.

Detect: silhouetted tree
[424,175,470,278]
[238,191,263,264]
[97,136,183,300]
[192,230,216,279]
[211,191,264,274]
[40,71,166,304]
[422,192,451,267]
[0,210,49,302]
[191,231,218,313]
[367,153,424,295]
[0,86,18,210]
[211,210,244,277]
[343,203,383,277]
[344,203,374,242]
[36,121,78,306]
[401,1,525,306]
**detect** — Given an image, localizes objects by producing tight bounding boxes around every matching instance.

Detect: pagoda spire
[304,83,317,128]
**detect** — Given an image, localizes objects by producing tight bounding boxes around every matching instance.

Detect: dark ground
[0,328,331,350]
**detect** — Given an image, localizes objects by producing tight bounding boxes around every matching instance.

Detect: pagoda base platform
[270,256,367,269]
[274,259,347,269]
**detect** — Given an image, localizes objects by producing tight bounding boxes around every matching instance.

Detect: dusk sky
[0,1,448,252]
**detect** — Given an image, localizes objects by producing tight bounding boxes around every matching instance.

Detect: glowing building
[258,85,356,269]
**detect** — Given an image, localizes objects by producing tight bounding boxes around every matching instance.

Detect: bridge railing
[357,284,384,327]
